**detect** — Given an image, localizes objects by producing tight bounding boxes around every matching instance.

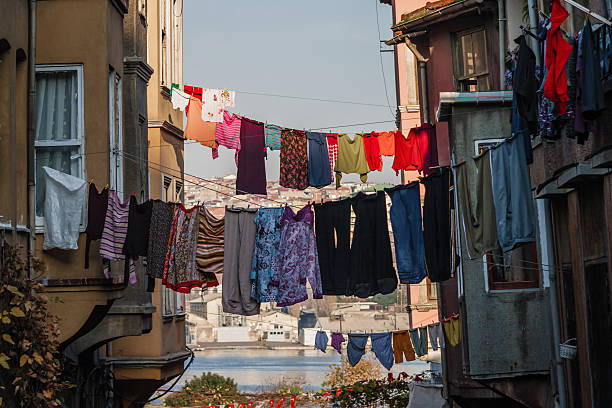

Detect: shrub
[0,246,69,407]
[164,372,238,406]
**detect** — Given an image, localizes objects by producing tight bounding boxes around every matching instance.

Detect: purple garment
[272,205,322,306]
[331,332,345,354]
[236,118,267,195]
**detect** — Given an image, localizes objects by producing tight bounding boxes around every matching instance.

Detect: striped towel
[212,111,242,163]
[196,206,224,278]
[99,190,136,283]
[264,124,283,151]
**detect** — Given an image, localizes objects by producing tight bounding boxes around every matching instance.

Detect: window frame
[453,26,490,92]
[474,139,541,292]
[162,286,176,317]
[108,68,124,199]
[34,64,86,232]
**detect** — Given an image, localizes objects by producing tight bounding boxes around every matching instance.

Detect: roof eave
[391,0,485,32]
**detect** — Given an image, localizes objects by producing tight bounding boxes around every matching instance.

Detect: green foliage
[259,375,304,396]
[0,246,69,407]
[324,377,413,408]
[164,372,239,406]
[372,290,397,307]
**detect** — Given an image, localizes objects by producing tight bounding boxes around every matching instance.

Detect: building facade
[0,0,188,406]
[386,0,612,406]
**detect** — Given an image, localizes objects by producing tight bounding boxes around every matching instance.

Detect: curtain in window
[35,71,79,216]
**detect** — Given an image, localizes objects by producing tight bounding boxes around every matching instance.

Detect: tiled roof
[393,0,463,28]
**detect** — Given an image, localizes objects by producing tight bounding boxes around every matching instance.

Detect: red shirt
[362,132,383,171]
[543,0,572,114]
[392,130,420,175]
[413,123,438,176]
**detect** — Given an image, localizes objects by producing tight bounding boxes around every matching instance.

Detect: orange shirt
[378,131,397,156]
[184,96,217,149]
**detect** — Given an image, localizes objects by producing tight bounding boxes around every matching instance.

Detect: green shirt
[334,133,370,188]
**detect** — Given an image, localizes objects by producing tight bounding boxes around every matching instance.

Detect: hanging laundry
[184,96,218,149]
[331,332,345,354]
[183,85,203,101]
[236,118,267,195]
[334,133,370,188]
[455,150,498,259]
[362,132,383,171]
[349,192,397,298]
[422,169,456,282]
[166,204,200,293]
[170,83,179,94]
[314,199,351,296]
[201,88,236,123]
[513,36,538,131]
[84,184,108,268]
[196,206,224,287]
[443,315,462,347]
[511,94,534,165]
[347,333,369,367]
[392,330,416,363]
[272,205,322,307]
[565,35,579,141]
[147,200,175,279]
[326,133,338,183]
[377,130,397,157]
[370,332,394,371]
[385,183,426,284]
[413,123,438,176]
[223,207,260,316]
[408,329,423,357]
[315,331,329,352]
[391,130,420,175]
[576,20,605,143]
[250,207,284,302]
[100,190,136,283]
[428,322,445,350]
[41,166,87,250]
[489,136,536,252]
[163,205,181,285]
[307,132,332,188]
[213,110,242,162]
[171,88,190,111]
[543,0,572,114]
[264,124,283,151]
[123,197,152,261]
[279,129,309,190]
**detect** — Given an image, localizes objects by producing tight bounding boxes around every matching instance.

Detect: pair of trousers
[443,315,462,347]
[385,183,426,284]
[409,328,428,357]
[314,199,351,295]
[349,192,397,298]
[428,322,445,350]
[222,208,260,316]
[455,150,498,259]
[422,169,455,282]
[392,330,416,363]
[489,135,536,252]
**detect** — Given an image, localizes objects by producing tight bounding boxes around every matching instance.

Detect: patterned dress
[272,206,323,307]
[279,129,308,190]
[250,207,285,302]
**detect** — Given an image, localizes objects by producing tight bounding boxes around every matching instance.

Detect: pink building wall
[385,0,439,330]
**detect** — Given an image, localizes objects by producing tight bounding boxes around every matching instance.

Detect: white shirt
[201,88,236,123]
[171,88,191,111]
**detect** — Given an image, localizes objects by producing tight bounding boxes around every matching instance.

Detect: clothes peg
[105,183,110,189]
[89,177,95,184]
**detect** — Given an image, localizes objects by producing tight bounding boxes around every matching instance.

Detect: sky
[183,0,400,185]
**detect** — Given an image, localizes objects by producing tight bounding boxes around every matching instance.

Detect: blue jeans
[385,183,426,284]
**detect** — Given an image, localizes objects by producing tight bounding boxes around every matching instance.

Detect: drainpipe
[541,199,567,408]
[404,38,429,123]
[526,0,541,66]
[498,0,507,90]
[27,0,37,270]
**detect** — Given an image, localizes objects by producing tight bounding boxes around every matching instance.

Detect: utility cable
[374,0,396,120]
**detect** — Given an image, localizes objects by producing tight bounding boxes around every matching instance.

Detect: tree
[322,355,384,388]
[0,246,69,407]
[372,290,397,307]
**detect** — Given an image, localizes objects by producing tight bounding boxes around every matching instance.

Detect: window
[109,68,123,197]
[34,65,85,229]
[176,292,185,315]
[163,286,176,316]
[475,140,540,291]
[427,279,438,300]
[175,180,183,202]
[453,27,490,92]
[163,175,172,201]
[161,174,184,203]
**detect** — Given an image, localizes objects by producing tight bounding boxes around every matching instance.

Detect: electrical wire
[235,90,395,108]
[374,0,396,120]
